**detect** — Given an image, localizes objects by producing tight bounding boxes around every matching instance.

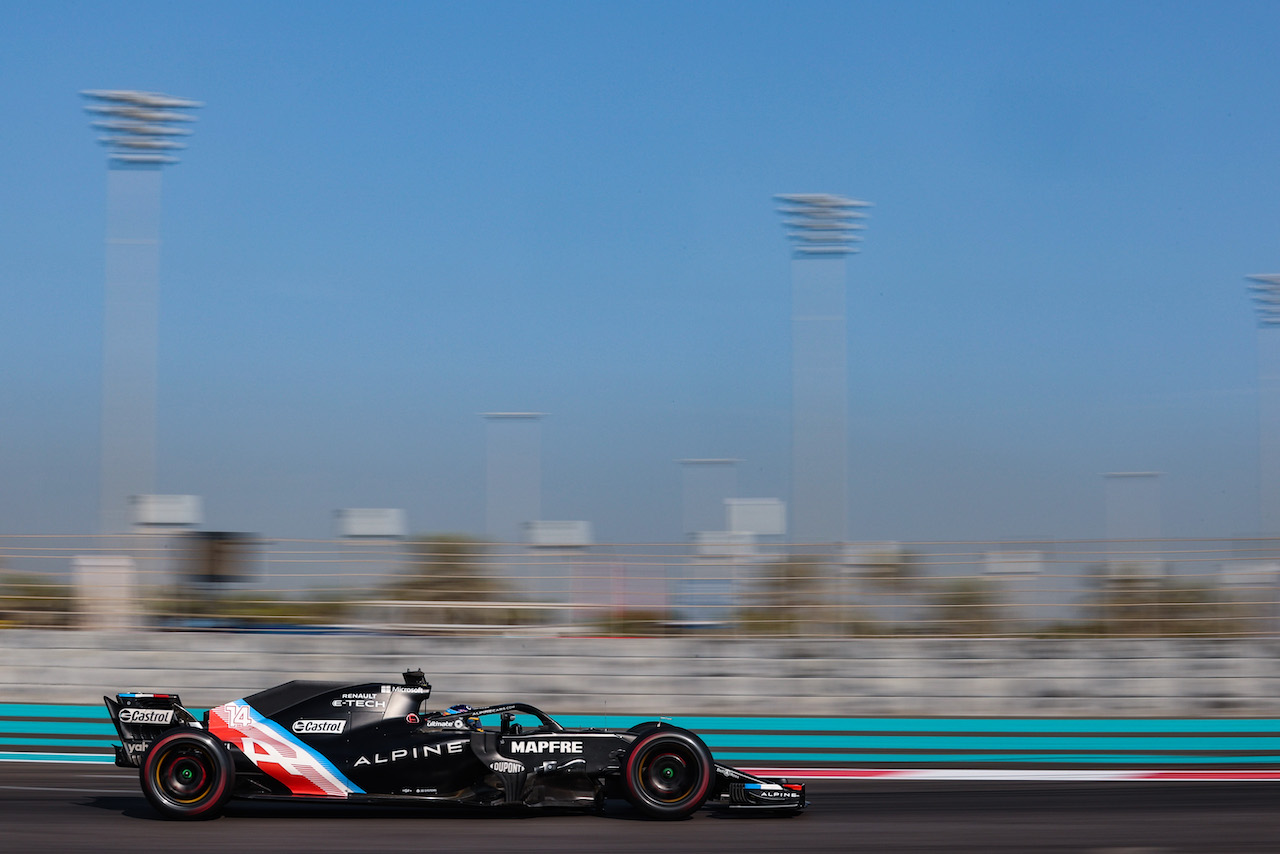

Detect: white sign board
[336,508,407,539]
[131,494,202,527]
[524,520,593,548]
[725,498,786,536]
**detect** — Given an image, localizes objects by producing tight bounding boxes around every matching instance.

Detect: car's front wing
[707,763,806,812]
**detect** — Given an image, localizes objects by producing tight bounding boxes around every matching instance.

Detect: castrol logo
[118,708,174,725]
[291,719,346,735]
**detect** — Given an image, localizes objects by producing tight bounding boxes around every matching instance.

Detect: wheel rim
[154,745,214,804]
[639,747,698,803]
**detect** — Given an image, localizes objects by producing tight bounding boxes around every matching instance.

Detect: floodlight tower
[483,413,545,543]
[83,90,200,534]
[1246,274,1280,533]
[677,458,740,536]
[776,193,870,545]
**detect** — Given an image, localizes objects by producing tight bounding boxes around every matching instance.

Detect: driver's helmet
[445,704,479,729]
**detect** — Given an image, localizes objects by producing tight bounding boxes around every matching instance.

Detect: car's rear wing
[104,693,201,768]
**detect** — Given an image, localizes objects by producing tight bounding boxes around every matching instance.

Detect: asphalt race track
[3,761,1278,853]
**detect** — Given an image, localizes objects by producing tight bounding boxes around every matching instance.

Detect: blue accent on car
[231,700,366,795]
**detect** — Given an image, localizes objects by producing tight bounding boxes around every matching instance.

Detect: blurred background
[6,1,1280,642]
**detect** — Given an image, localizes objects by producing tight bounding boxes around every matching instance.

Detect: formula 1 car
[105,669,805,820]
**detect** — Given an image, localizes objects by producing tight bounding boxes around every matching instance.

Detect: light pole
[1246,274,1280,533]
[483,412,545,544]
[776,193,870,545]
[83,90,200,534]
[677,458,740,537]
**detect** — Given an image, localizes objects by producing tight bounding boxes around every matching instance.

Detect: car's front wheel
[140,729,235,820]
[623,727,713,819]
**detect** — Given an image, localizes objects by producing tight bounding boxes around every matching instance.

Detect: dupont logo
[291,719,346,735]
[118,708,174,725]
[490,760,524,774]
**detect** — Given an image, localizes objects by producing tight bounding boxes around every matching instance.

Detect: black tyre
[623,727,714,819]
[626,720,664,733]
[140,729,235,820]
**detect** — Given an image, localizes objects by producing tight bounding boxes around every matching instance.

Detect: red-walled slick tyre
[623,727,714,819]
[140,729,235,820]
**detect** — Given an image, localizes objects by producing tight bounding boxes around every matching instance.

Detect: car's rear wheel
[623,727,713,819]
[626,720,663,732]
[140,729,234,820]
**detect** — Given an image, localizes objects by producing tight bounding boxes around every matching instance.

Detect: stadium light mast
[677,458,741,537]
[483,412,545,544]
[1247,274,1280,534]
[83,90,200,534]
[776,193,870,546]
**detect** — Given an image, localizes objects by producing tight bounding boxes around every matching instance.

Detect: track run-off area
[7,705,1280,851]
[3,760,1280,853]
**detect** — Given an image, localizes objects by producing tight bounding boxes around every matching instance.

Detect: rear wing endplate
[104,693,201,767]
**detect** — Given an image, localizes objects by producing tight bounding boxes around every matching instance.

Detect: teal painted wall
[6,704,1280,767]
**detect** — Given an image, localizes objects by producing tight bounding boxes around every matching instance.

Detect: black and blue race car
[105,669,805,820]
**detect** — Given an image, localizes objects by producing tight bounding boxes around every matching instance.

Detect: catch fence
[2,535,1279,638]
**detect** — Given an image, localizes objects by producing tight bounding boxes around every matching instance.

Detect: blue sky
[3,1,1280,542]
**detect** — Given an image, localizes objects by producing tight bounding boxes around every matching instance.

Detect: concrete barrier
[4,630,1280,717]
